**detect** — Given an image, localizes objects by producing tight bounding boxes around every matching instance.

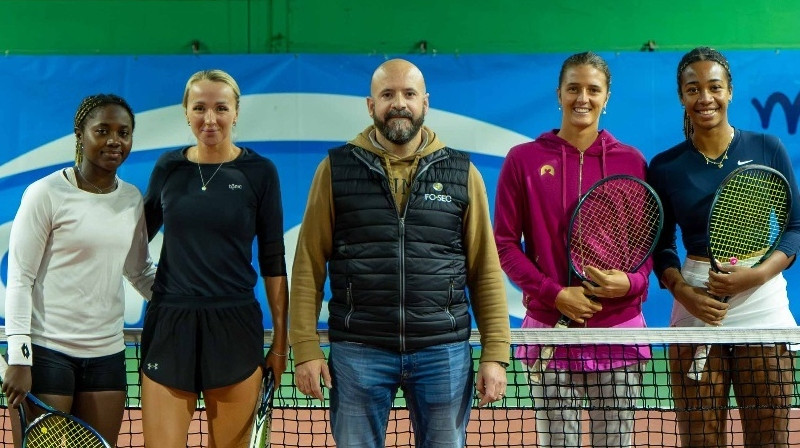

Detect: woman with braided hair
[649,46,800,447]
[2,93,156,446]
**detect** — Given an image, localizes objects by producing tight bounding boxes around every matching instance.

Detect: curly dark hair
[73,94,135,164]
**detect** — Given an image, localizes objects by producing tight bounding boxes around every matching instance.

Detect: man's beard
[374,110,425,145]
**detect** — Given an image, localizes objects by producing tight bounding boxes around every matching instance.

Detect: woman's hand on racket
[554,286,602,324]
[265,350,288,388]
[705,265,761,298]
[673,280,729,326]
[582,266,631,298]
[706,251,792,297]
[0,364,31,408]
[295,358,331,402]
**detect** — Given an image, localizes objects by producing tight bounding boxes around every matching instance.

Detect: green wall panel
[2,0,799,54]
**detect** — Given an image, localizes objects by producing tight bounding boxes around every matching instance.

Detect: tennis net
[2,327,800,447]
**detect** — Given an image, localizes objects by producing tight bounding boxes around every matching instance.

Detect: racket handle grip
[687,293,729,381]
[528,318,570,384]
[528,345,554,384]
[687,344,711,381]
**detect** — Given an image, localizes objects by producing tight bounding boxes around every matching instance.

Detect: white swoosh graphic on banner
[0,93,531,323]
[0,93,530,177]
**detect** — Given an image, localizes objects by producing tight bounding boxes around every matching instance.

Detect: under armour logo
[147,363,159,370]
[21,343,30,359]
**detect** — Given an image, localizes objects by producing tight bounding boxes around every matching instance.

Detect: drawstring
[600,136,608,180]
[409,153,422,180]
[382,152,394,187]
[561,134,605,217]
[561,145,567,213]
[383,151,422,213]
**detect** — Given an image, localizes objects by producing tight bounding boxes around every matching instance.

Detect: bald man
[289,59,510,447]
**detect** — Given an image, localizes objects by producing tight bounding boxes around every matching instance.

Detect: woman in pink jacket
[493,52,652,448]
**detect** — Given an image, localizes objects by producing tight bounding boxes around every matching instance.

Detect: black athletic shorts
[140,293,264,393]
[30,344,126,395]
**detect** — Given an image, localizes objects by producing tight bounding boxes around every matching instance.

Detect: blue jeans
[329,340,473,448]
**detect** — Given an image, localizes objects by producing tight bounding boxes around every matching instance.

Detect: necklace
[74,166,117,194]
[197,162,225,191]
[695,129,735,169]
[196,147,234,191]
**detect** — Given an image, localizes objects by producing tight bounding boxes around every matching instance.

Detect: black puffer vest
[327,144,472,351]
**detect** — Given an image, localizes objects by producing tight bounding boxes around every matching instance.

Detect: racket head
[249,367,275,447]
[567,174,664,282]
[707,165,792,272]
[22,394,111,448]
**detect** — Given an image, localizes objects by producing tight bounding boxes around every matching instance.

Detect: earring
[602,107,607,115]
[558,105,562,111]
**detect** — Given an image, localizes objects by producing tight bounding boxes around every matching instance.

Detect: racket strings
[26,414,107,448]
[570,179,661,274]
[709,171,790,262]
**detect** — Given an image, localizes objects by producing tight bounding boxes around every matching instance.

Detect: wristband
[7,335,33,366]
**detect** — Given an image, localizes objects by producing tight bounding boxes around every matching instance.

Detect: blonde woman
[141,70,288,447]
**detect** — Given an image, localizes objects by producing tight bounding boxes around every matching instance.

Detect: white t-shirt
[5,168,155,364]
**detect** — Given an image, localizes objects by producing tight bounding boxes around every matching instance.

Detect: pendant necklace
[197,161,225,191]
[196,147,231,191]
[696,128,735,169]
[75,166,117,194]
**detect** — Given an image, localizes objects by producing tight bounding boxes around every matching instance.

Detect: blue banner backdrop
[0,52,799,329]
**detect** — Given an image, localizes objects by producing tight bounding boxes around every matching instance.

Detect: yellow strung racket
[0,356,111,447]
[688,164,792,380]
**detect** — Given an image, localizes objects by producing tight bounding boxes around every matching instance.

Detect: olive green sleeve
[289,158,333,365]
[463,163,511,364]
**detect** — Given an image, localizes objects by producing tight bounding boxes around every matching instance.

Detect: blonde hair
[182,69,241,110]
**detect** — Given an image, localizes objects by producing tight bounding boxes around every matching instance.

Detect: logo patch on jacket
[540,165,555,176]
[425,182,452,202]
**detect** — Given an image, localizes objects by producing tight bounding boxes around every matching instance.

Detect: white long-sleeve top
[4,168,155,365]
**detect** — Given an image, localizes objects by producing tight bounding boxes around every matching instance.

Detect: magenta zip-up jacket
[494,130,652,369]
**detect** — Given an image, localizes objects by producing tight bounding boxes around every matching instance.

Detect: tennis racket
[248,367,275,448]
[0,356,111,448]
[529,175,664,383]
[687,164,792,381]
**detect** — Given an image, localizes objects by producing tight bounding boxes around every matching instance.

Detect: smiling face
[185,79,239,148]
[679,60,732,133]
[367,59,429,147]
[557,64,610,133]
[75,104,133,174]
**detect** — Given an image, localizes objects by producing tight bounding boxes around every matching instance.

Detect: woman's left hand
[264,349,289,387]
[705,264,764,298]
[582,266,631,299]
